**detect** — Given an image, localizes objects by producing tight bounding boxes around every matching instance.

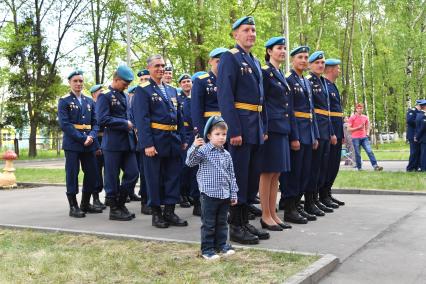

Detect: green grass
[16,149,64,160]
[0,229,318,283]
[361,150,409,161]
[15,168,69,184]
[334,171,426,191]
[370,141,408,150]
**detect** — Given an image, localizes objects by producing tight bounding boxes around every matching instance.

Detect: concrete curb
[0,223,338,284]
[285,254,339,284]
[333,188,426,196]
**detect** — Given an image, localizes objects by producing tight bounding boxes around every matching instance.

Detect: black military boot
[80,192,103,213]
[330,193,345,206]
[108,197,132,221]
[104,197,111,207]
[314,193,334,213]
[179,196,191,208]
[247,204,262,217]
[151,206,169,228]
[242,204,270,240]
[140,197,152,215]
[118,191,135,219]
[192,197,201,217]
[320,195,339,209]
[67,194,85,218]
[92,192,106,210]
[283,197,308,224]
[129,192,142,202]
[278,197,285,210]
[163,204,188,226]
[304,192,325,217]
[229,205,259,245]
[297,206,317,221]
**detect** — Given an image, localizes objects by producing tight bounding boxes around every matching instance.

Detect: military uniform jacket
[217,44,267,145]
[307,73,334,140]
[180,92,196,145]
[133,79,185,157]
[325,78,344,139]
[406,107,419,141]
[415,111,426,143]
[261,62,298,138]
[58,92,98,152]
[96,86,137,152]
[286,69,319,144]
[191,71,220,135]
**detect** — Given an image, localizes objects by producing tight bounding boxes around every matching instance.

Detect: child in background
[186,116,238,260]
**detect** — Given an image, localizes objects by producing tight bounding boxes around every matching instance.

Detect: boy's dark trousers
[200,193,230,254]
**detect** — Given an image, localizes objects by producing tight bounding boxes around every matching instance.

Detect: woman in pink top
[347,103,383,171]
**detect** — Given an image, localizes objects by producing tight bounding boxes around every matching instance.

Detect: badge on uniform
[171,97,178,108]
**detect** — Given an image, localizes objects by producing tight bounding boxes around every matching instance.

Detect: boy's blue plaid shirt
[186,142,238,200]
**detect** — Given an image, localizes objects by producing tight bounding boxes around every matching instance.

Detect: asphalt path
[0,187,425,283]
[1,158,409,172]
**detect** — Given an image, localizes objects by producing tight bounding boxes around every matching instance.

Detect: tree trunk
[29,121,37,157]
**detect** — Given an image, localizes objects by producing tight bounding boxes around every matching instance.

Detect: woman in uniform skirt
[258,37,294,231]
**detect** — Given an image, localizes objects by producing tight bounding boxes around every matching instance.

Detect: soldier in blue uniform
[126,86,142,203]
[415,100,426,171]
[191,47,228,135]
[137,69,150,84]
[163,66,174,85]
[321,58,345,206]
[177,74,193,208]
[406,100,422,171]
[58,70,102,218]
[133,54,188,228]
[217,16,270,244]
[96,65,139,221]
[280,46,319,224]
[89,84,107,210]
[306,51,337,213]
[258,36,294,231]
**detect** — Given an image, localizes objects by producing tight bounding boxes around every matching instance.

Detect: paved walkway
[0,186,425,283]
[1,158,409,171]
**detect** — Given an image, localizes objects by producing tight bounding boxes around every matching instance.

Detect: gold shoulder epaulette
[198,73,209,79]
[61,94,70,99]
[140,81,150,88]
[230,48,239,54]
[306,74,312,79]
[285,71,292,78]
[261,65,269,70]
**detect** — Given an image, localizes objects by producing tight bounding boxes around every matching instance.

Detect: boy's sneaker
[219,244,235,256]
[374,165,383,171]
[202,252,220,261]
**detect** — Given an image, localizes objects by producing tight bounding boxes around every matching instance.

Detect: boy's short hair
[356,103,364,108]
[209,121,228,134]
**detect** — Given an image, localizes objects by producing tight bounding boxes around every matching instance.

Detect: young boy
[186,116,238,260]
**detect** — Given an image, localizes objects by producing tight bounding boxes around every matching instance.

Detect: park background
[0,0,425,157]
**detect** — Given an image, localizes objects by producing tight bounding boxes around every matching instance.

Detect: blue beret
[417,99,426,106]
[325,58,341,66]
[67,70,84,80]
[192,71,207,81]
[137,69,149,77]
[232,16,255,30]
[265,36,286,48]
[165,66,173,72]
[308,51,325,63]
[116,65,134,82]
[178,73,191,83]
[290,46,310,57]
[89,84,103,93]
[204,116,225,142]
[209,47,229,58]
[127,86,137,93]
